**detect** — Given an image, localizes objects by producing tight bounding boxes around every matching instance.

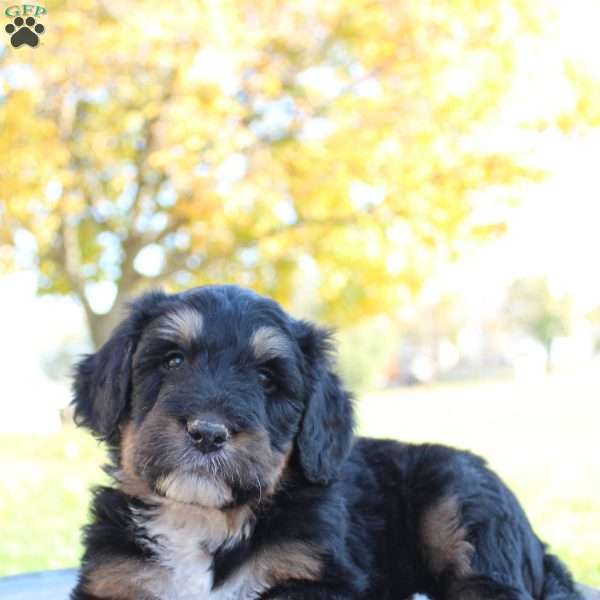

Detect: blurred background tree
[0,0,542,347]
[505,277,572,372]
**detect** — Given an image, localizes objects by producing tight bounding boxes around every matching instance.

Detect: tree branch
[115,68,178,296]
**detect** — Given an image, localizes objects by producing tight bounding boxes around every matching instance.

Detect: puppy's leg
[415,447,582,600]
[457,487,581,600]
[419,494,521,600]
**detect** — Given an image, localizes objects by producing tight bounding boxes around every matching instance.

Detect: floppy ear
[72,317,137,443]
[295,321,354,485]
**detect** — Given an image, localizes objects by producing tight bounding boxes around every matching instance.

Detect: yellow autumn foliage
[0,0,546,345]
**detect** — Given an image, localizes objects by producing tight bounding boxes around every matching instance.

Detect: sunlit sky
[445,0,600,315]
[449,127,600,317]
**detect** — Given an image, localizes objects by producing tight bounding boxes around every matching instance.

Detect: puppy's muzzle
[186,418,230,454]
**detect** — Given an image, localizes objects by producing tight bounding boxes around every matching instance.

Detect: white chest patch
[133,501,264,600]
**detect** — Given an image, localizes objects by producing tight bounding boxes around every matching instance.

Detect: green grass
[0,369,598,586]
[0,428,106,576]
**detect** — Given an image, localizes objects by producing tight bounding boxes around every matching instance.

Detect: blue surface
[0,569,77,599]
[0,569,596,600]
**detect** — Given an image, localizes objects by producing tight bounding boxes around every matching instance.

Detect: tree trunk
[545,339,553,375]
[86,292,132,349]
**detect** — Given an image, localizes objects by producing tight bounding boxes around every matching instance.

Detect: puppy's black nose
[186,419,230,453]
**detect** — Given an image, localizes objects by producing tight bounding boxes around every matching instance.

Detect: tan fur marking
[265,445,293,495]
[84,559,165,600]
[118,423,153,497]
[229,431,292,497]
[229,430,268,449]
[138,499,254,553]
[156,306,203,346]
[256,542,322,586]
[420,496,474,577]
[251,326,291,361]
[225,504,255,539]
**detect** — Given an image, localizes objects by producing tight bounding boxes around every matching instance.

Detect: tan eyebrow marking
[251,326,291,361]
[156,306,204,346]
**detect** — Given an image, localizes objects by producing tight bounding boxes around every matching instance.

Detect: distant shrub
[334,317,399,394]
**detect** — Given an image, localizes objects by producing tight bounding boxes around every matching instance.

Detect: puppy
[71,285,582,600]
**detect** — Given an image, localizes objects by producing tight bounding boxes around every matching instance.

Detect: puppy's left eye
[258,367,276,393]
[164,351,185,370]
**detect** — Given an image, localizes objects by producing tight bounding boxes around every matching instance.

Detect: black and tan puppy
[71,285,581,600]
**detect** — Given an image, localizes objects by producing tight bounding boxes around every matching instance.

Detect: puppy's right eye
[164,352,185,370]
[258,366,277,394]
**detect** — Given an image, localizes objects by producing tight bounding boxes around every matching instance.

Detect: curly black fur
[70,285,582,600]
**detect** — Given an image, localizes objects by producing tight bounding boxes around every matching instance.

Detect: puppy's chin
[154,470,233,508]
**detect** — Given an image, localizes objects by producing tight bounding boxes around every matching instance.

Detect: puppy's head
[73,286,353,508]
